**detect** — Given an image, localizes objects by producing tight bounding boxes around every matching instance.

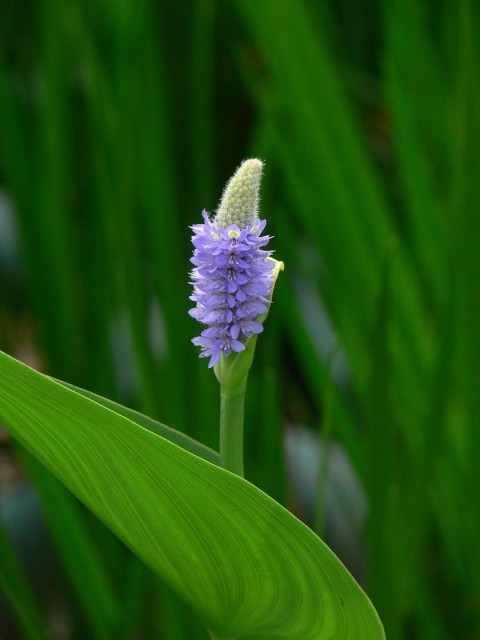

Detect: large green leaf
[57,380,219,466]
[0,351,384,639]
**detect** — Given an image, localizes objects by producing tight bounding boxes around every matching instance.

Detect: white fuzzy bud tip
[214,158,263,229]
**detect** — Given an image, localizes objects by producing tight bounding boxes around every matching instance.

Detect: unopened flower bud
[214,158,263,229]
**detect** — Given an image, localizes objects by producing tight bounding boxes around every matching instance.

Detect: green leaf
[56,380,220,466]
[17,449,122,639]
[0,351,384,639]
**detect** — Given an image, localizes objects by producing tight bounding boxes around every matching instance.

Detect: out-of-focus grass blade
[382,0,448,304]
[451,0,480,473]
[274,219,361,467]
[118,0,191,428]
[0,521,48,640]
[366,241,401,640]
[34,0,84,379]
[235,0,433,437]
[0,60,61,372]
[0,351,385,639]
[191,0,216,205]
[190,0,220,449]
[314,345,338,538]
[250,359,286,505]
[414,586,451,640]
[116,555,153,640]
[382,7,457,622]
[70,3,162,419]
[447,2,480,629]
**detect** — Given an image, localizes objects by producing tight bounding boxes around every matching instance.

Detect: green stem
[219,391,245,477]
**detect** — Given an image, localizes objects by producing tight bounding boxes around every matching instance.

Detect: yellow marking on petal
[228,230,240,238]
[251,225,259,233]
[211,231,219,240]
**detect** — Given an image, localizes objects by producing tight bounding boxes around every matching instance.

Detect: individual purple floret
[189,210,274,367]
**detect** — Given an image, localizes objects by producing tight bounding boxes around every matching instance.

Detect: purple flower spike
[189,210,274,367]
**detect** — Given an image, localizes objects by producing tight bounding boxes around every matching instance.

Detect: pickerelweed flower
[189,159,275,368]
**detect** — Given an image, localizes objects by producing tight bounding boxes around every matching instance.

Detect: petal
[230,324,240,340]
[230,339,246,353]
[208,351,221,368]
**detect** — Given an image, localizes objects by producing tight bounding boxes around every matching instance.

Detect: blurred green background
[0,0,479,638]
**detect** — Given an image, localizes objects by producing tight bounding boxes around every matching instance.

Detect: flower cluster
[189,211,274,367]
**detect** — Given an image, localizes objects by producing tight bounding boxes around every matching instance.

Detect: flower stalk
[219,390,246,477]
